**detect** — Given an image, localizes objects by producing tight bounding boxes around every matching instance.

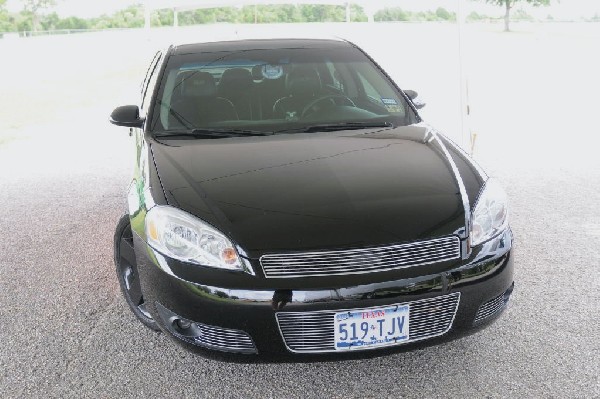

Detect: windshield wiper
[275,121,394,134]
[154,128,273,139]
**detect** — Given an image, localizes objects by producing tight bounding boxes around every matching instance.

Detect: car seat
[272,66,323,120]
[169,71,238,128]
[218,68,257,120]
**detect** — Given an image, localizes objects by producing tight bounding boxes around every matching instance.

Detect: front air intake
[276,293,460,353]
[156,302,257,354]
[261,236,461,278]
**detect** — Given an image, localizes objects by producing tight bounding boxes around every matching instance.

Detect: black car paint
[131,228,513,360]
[120,39,512,360]
[152,125,464,253]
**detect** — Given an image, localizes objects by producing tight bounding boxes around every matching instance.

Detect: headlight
[145,205,242,271]
[470,178,509,246]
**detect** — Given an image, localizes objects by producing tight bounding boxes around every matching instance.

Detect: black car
[110,38,513,360]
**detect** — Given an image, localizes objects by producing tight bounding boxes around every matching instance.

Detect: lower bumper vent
[192,323,257,354]
[276,293,460,353]
[156,302,257,354]
[474,284,513,324]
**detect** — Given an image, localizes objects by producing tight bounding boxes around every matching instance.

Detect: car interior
[157,56,411,132]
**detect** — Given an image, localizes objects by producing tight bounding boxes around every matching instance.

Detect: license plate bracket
[334,304,410,351]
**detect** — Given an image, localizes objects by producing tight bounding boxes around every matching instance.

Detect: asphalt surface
[1,24,600,398]
[1,118,599,399]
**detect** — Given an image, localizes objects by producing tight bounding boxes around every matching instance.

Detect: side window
[141,52,162,110]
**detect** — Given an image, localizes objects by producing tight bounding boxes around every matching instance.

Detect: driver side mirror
[404,90,426,110]
[110,105,145,128]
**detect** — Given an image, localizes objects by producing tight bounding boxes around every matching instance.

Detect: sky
[5,0,600,20]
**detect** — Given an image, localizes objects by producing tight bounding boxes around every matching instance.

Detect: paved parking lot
[0,23,599,398]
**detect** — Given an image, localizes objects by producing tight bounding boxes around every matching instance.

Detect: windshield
[150,42,418,136]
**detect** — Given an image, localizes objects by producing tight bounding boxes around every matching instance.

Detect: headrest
[219,68,253,93]
[182,71,217,97]
[251,64,264,81]
[173,70,195,96]
[286,66,321,97]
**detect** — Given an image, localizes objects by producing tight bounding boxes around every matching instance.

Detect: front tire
[114,214,160,331]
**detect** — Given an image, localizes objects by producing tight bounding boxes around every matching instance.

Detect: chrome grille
[261,236,461,278]
[193,323,257,354]
[474,293,507,324]
[276,293,460,353]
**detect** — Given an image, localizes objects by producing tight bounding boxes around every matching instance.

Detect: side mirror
[110,105,145,128]
[404,90,426,110]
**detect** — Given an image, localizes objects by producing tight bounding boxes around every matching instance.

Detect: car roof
[170,38,352,56]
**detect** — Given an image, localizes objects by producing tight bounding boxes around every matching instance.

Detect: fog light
[155,302,258,354]
[174,318,192,330]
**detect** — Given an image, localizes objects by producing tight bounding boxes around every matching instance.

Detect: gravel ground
[1,23,599,398]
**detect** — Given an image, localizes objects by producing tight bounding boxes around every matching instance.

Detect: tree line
[0,3,460,33]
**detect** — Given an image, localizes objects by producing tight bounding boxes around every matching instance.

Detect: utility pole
[457,0,472,153]
[345,2,350,22]
[144,3,151,29]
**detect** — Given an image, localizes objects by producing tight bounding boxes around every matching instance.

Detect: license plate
[334,304,410,351]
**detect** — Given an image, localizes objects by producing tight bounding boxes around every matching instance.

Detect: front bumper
[133,229,514,360]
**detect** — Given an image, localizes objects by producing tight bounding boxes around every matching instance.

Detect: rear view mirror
[110,105,145,128]
[404,90,426,110]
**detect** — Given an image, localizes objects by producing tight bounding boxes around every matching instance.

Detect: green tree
[0,0,11,32]
[56,15,88,30]
[375,7,411,22]
[23,0,57,31]
[435,7,456,21]
[92,5,144,29]
[480,0,550,31]
[466,11,484,21]
[512,9,533,21]
[39,11,58,30]
[151,9,174,27]
[350,4,368,22]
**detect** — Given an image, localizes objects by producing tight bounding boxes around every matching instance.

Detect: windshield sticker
[385,105,403,113]
[381,98,402,112]
[262,65,284,80]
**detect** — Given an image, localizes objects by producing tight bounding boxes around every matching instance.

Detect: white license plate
[334,304,410,351]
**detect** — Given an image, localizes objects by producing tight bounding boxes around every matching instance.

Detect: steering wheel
[301,94,356,118]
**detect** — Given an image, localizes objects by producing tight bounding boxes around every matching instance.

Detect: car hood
[151,125,466,257]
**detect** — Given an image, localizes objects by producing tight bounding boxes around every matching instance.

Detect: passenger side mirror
[110,105,145,128]
[404,90,426,110]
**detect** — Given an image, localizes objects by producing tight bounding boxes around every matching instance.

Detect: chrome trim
[430,128,472,259]
[155,302,257,354]
[432,131,471,240]
[276,293,460,354]
[192,322,257,354]
[261,236,461,278]
[474,292,506,324]
[439,133,488,182]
